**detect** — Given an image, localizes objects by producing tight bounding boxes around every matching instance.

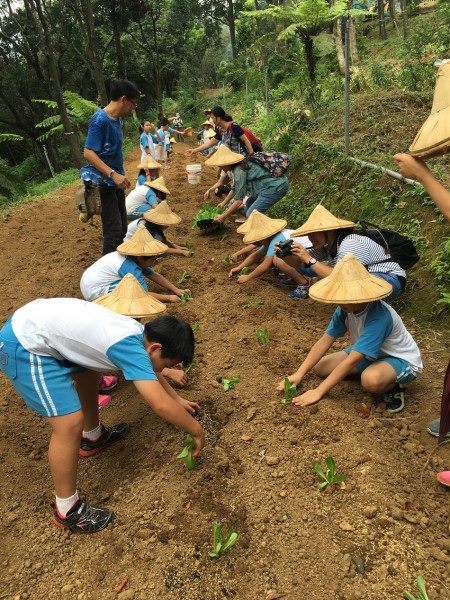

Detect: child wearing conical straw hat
[125,175,170,221]
[276,255,422,413]
[80,228,189,304]
[135,155,162,187]
[227,211,311,291]
[125,201,190,257]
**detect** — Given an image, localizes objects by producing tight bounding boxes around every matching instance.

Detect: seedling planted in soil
[281,377,296,405]
[180,291,193,302]
[239,266,251,275]
[312,456,346,490]
[177,434,196,470]
[209,521,238,559]
[222,255,234,266]
[191,203,223,228]
[256,327,269,345]
[242,298,264,309]
[404,576,430,600]
[221,376,240,391]
[178,270,191,284]
[191,323,200,333]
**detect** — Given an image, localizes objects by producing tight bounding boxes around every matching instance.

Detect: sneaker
[98,394,112,409]
[289,284,310,300]
[52,500,115,533]
[79,423,130,457]
[383,384,405,413]
[234,216,247,224]
[426,417,450,438]
[99,374,118,392]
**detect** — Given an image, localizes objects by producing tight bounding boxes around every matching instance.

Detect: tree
[200,0,246,60]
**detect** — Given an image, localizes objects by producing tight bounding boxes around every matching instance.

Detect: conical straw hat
[94,274,167,318]
[202,120,213,127]
[143,200,181,226]
[236,209,257,234]
[290,205,355,237]
[205,129,216,139]
[309,254,392,304]
[116,227,168,256]
[169,137,177,144]
[144,176,171,195]
[409,62,450,158]
[137,156,162,170]
[205,145,245,167]
[242,211,287,244]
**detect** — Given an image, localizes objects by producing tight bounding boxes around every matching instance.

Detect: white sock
[55,491,79,518]
[82,424,102,441]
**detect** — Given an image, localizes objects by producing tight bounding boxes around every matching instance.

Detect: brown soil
[0,145,449,600]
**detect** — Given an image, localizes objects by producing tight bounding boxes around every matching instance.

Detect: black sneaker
[383,384,405,413]
[52,500,115,533]
[79,423,130,457]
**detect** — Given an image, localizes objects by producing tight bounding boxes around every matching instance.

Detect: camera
[275,239,294,258]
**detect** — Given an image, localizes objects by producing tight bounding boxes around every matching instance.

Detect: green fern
[32,98,58,110]
[0,133,24,143]
[32,92,97,141]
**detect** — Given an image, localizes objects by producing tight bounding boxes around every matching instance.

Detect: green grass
[23,168,80,199]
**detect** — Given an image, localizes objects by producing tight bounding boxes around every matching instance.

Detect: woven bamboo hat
[184,126,194,137]
[137,156,162,170]
[309,254,392,304]
[409,62,450,158]
[143,201,181,226]
[242,211,287,244]
[290,205,355,237]
[117,227,168,256]
[169,137,177,144]
[94,274,166,318]
[205,128,216,139]
[144,176,171,195]
[236,209,257,234]
[205,145,245,167]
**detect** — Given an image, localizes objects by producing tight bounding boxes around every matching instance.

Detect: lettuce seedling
[222,255,234,266]
[221,376,240,391]
[180,291,193,302]
[191,323,200,333]
[191,203,223,228]
[404,576,430,600]
[281,377,296,405]
[242,298,264,309]
[239,266,250,275]
[178,270,191,284]
[256,327,269,345]
[176,434,196,470]
[209,521,238,559]
[312,456,346,490]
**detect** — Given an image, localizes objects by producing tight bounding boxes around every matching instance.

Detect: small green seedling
[191,323,200,333]
[176,434,196,470]
[221,376,240,391]
[222,255,234,266]
[312,456,346,490]
[180,291,193,302]
[242,298,264,309]
[208,521,238,559]
[404,576,430,600]
[239,266,250,275]
[256,327,269,345]
[220,232,229,242]
[185,241,193,251]
[281,377,296,405]
[178,270,191,284]
[191,203,223,228]
[185,361,195,374]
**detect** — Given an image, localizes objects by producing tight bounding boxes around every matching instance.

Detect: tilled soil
[0,144,449,600]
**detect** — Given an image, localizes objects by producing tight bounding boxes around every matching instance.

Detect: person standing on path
[82,79,140,255]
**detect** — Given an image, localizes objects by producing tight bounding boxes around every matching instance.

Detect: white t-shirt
[11,298,157,380]
[140,133,156,161]
[125,219,146,241]
[125,185,150,214]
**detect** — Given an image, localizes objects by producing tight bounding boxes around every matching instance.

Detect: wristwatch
[108,169,116,178]
[307,257,317,267]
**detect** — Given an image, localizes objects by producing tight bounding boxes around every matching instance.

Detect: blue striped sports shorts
[0,318,82,417]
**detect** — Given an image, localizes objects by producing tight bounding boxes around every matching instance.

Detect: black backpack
[339,222,420,270]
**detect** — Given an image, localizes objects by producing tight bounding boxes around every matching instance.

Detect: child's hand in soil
[276,374,301,392]
[168,294,181,303]
[292,388,322,407]
[165,367,187,386]
[176,395,200,415]
[229,266,241,278]
[176,288,191,297]
[192,426,206,458]
[213,214,225,224]
[237,274,251,284]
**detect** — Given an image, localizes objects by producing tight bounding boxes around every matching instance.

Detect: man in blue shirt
[82,79,139,255]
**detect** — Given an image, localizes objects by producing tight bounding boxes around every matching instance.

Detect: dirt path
[0,145,449,600]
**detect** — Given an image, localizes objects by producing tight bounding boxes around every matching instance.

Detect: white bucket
[186,163,202,184]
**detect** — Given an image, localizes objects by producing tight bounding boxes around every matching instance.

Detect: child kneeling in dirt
[277,255,422,413]
[0,299,204,533]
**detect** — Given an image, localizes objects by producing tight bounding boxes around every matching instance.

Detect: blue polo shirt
[82,109,124,187]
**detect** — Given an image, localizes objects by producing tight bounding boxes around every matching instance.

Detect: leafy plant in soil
[191,323,200,333]
[180,291,193,302]
[239,266,251,275]
[185,361,195,374]
[191,203,223,228]
[222,255,234,266]
[256,327,269,345]
[280,377,296,405]
[312,456,346,490]
[404,576,430,600]
[221,376,240,391]
[176,434,196,470]
[178,270,191,284]
[242,298,264,309]
[209,521,238,559]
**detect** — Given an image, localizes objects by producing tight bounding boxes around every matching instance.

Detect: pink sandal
[436,471,450,487]
[99,374,118,393]
[98,394,112,409]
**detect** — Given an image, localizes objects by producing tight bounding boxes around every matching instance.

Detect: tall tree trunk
[302,35,316,82]
[349,18,358,65]
[334,18,345,75]
[227,0,237,60]
[112,21,127,78]
[79,0,108,104]
[399,0,408,38]
[377,0,387,39]
[28,0,84,167]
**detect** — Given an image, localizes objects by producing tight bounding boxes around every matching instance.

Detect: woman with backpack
[186,106,262,158]
[204,145,288,223]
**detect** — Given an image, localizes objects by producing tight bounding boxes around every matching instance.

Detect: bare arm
[148,272,183,296]
[291,243,333,278]
[215,199,243,222]
[186,137,218,156]
[237,256,273,282]
[238,133,254,156]
[287,333,336,385]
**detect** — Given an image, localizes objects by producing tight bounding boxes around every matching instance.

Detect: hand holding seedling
[292,388,322,407]
[177,434,197,470]
[228,266,241,278]
[276,373,301,392]
[213,213,225,223]
[280,377,297,405]
[237,274,251,284]
[179,290,193,302]
[175,395,200,415]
